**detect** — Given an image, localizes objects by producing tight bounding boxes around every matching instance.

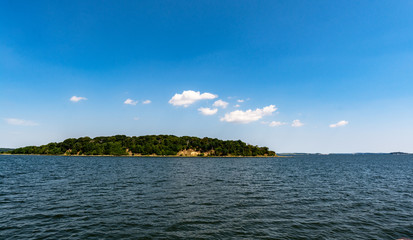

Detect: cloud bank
[213,99,228,109]
[330,120,349,128]
[292,119,304,127]
[198,107,218,115]
[5,118,38,126]
[269,121,287,127]
[124,98,138,105]
[220,105,277,124]
[70,96,87,102]
[169,90,217,107]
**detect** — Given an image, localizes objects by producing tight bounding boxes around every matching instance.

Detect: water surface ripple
[1,155,412,239]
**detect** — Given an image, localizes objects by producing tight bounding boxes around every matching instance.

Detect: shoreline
[0,153,287,158]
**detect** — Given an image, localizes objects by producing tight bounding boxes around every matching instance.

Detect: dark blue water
[1,155,412,239]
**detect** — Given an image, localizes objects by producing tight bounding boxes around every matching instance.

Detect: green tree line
[0,148,14,153]
[10,135,276,156]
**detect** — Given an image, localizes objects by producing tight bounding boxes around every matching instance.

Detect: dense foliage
[0,148,14,153]
[10,135,276,156]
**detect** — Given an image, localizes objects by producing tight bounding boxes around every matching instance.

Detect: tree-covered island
[8,135,277,157]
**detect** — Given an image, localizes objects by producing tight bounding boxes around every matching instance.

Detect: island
[6,135,277,157]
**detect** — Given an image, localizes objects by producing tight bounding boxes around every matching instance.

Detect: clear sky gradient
[1,0,413,153]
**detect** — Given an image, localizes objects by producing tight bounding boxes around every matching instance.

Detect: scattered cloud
[133,117,140,121]
[124,98,138,105]
[330,120,349,128]
[70,96,87,102]
[269,121,287,127]
[292,119,304,127]
[213,99,228,109]
[142,100,151,104]
[198,107,218,115]
[5,118,38,126]
[220,105,277,124]
[237,99,244,103]
[234,104,240,108]
[169,90,217,107]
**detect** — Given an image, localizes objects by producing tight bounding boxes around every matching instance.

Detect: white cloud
[330,120,349,128]
[5,118,38,126]
[142,100,151,104]
[124,98,138,105]
[169,90,217,107]
[213,99,228,109]
[220,105,277,124]
[237,99,244,103]
[70,96,87,102]
[292,119,304,127]
[198,107,218,115]
[269,121,287,127]
[133,117,140,121]
[234,104,240,108]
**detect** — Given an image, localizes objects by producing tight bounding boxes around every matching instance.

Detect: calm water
[1,155,412,239]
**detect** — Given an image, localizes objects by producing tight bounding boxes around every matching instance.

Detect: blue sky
[1,0,413,153]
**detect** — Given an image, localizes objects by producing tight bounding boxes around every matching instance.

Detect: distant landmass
[278,152,411,155]
[0,148,14,153]
[7,135,277,157]
[389,152,409,155]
